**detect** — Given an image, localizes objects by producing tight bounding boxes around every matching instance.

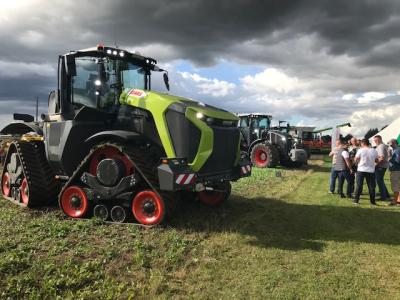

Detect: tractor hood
[119,89,238,122]
[119,89,240,170]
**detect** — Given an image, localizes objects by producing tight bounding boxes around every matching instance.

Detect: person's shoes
[387,202,397,206]
[347,194,354,199]
[340,194,346,198]
[353,201,360,205]
[328,191,334,194]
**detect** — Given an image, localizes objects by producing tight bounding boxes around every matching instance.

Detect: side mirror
[163,72,170,91]
[41,113,49,121]
[65,55,76,77]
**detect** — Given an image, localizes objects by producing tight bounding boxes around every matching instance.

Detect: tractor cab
[47,44,169,120]
[238,113,272,148]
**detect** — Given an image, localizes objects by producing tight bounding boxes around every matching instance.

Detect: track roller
[132,190,165,226]
[60,186,89,218]
[20,178,29,206]
[93,204,109,221]
[1,172,11,197]
[110,206,127,223]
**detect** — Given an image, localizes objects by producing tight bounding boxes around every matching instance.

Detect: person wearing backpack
[388,139,400,206]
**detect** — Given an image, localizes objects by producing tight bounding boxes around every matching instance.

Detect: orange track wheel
[132,190,165,225]
[60,186,89,218]
[89,146,134,176]
[1,172,11,197]
[20,178,29,206]
[198,190,226,206]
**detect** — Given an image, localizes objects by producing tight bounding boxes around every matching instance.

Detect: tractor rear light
[175,174,196,185]
[241,165,251,175]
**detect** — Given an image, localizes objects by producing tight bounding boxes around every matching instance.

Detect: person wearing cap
[388,139,400,205]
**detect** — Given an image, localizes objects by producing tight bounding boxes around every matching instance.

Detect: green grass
[1,158,400,299]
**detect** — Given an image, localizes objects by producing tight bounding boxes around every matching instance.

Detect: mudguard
[85,130,144,146]
[1,122,43,136]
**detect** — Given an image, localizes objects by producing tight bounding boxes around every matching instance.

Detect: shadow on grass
[171,196,400,252]
[305,163,331,173]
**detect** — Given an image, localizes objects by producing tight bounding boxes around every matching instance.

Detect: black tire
[250,143,279,168]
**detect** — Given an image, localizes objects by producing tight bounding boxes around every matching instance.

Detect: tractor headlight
[95,80,101,86]
[106,49,112,54]
[196,112,204,119]
[119,51,125,57]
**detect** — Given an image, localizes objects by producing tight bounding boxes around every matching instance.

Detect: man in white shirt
[354,138,378,205]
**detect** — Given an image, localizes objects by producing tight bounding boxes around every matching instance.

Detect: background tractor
[238,113,307,168]
[0,45,251,226]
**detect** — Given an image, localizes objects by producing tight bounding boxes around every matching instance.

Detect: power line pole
[35,96,39,122]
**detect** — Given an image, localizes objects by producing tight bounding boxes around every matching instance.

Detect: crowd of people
[329,135,400,205]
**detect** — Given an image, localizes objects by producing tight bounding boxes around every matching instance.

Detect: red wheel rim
[198,191,225,206]
[254,148,269,166]
[132,190,164,225]
[60,186,89,218]
[89,146,134,176]
[20,178,29,205]
[2,172,11,197]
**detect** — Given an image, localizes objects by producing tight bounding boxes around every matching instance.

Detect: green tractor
[0,45,251,226]
[238,113,307,168]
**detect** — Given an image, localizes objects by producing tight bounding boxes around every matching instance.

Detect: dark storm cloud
[0,0,399,130]
[2,0,399,66]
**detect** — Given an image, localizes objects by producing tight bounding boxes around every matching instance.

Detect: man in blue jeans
[354,139,378,205]
[373,135,390,201]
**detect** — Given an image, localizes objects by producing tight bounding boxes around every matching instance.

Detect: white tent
[371,116,400,145]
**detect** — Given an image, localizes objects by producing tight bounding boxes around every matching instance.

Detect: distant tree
[364,128,379,139]
[381,124,388,131]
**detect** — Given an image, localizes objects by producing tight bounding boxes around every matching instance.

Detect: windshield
[71,57,146,111]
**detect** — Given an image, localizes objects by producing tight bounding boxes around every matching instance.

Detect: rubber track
[2,141,60,207]
[59,141,179,221]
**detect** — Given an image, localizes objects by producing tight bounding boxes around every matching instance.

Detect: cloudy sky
[1,0,400,136]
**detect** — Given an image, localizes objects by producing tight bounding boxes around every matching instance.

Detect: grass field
[1,157,400,299]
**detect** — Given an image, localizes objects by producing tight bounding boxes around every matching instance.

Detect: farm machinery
[302,123,351,154]
[238,113,307,168]
[0,45,251,226]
